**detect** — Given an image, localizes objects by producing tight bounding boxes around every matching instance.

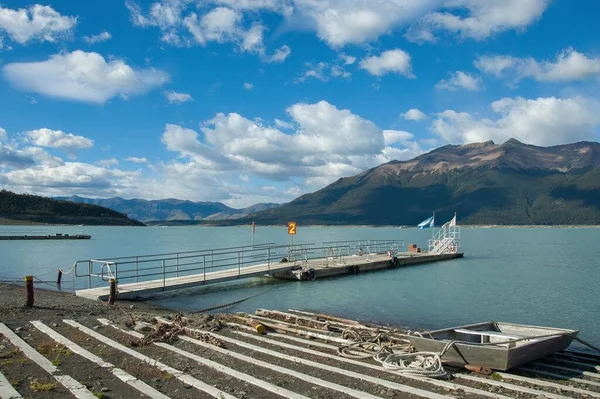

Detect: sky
[0,0,599,208]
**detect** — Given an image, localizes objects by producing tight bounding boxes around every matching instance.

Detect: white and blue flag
[418,215,434,229]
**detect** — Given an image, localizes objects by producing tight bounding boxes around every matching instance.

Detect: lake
[1,224,598,350]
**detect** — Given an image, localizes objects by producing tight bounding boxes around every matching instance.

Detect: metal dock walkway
[74,232,462,301]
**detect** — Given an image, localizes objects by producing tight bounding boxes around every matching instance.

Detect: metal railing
[73,239,405,289]
[428,225,460,254]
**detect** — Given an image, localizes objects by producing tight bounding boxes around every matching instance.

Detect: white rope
[337,328,451,378]
[373,351,446,377]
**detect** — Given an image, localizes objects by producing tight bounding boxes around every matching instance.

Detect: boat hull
[405,321,579,371]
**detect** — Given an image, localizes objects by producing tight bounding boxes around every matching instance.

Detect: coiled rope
[337,328,450,378]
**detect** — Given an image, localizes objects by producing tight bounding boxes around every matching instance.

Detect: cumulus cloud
[266,45,291,63]
[97,158,119,167]
[165,90,193,103]
[83,31,112,44]
[4,162,140,191]
[125,157,149,164]
[1,101,428,206]
[340,53,356,65]
[0,131,142,197]
[0,4,77,46]
[243,82,254,90]
[359,49,414,77]
[0,143,37,169]
[0,127,6,139]
[402,108,428,121]
[127,1,291,62]
[2,50,170,104]
[435,71,482,91]
[406,0,550,43]
[292,0,439,47]
[24,129,94,152]
[157,100,423,196]
[294,60,352,83]
[128,0,436,49]
[383,130,414,145]
[475,48,600,85]
[431,96,600,146]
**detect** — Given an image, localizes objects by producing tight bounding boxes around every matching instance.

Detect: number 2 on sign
[287,221,297,235]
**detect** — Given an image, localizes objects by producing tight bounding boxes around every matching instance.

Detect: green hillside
[0,190,145,226]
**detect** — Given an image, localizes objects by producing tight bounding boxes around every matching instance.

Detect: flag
[449,214,456,227]
[417,215,434,229]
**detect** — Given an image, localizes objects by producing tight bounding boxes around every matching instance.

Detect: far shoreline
[1,221,600,229]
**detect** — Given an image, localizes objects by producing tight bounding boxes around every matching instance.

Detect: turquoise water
[0,225,598,349]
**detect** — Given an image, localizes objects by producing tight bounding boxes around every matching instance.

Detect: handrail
[73,239,405,289]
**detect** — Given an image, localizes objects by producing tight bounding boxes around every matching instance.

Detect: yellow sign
[287,221,297,235]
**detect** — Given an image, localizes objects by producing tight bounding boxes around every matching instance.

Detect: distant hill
[55,196,280,223]
[228,138,600,226]
[0,190,145,226]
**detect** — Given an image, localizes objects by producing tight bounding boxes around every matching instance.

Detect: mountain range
[221,138,600,226]
[54,196,280,223]
[42,138,600,226]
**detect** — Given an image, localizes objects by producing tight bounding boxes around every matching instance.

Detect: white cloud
[24,128,94,151]
[165,90,193,104]
[243,82,254,90]
[97,158,119,167]
[83,31,112,44]
[294,60,352,82]
[212,0,293,15]
[475,48,600,85]
[330,65,351,78]
[127,1,292,62]
[340,53,356,65]
[239,174,250,182]
[4,162,140,193]
[266,45,291,63]
[431,96,600,146]
[292,0,439,47]
[0,127,6,140]
[125,157,149,164]
[402,108,428,121]
[295,62,329,82]
[0,4,77,46]
[383,130,414,145]
[2,50,170,104]
[157,100,422,194]
[201,7,241,42]
[240,23,263,52]
[359,49,414,77]
[274,119,294,129]
[435,71,482,91]
[406,0,550,43]
[0,145,37,169]
[0,99,430,206]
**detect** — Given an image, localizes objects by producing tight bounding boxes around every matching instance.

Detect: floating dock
[73,236,463,301]
[0,233,91,240]
[271,251,462,281]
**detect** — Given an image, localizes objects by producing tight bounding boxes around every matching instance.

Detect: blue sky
[1,0,599,207]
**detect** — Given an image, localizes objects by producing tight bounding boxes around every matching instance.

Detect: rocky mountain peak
[389,138,600,173]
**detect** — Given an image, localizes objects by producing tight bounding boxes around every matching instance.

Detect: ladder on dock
[428,222,460,255]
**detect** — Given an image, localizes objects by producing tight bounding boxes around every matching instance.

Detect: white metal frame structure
[428,222,460,254]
